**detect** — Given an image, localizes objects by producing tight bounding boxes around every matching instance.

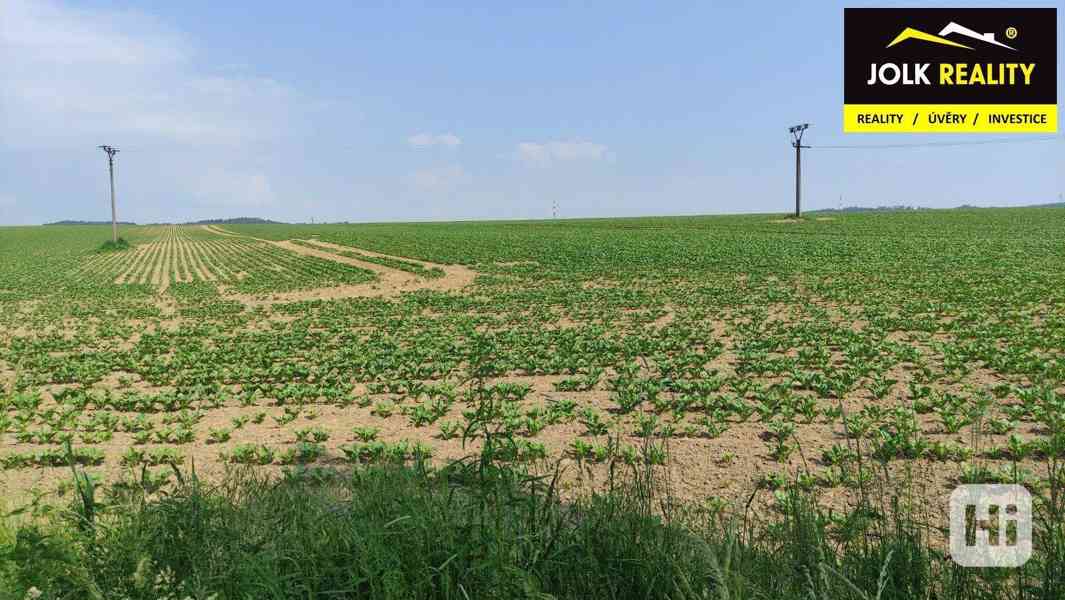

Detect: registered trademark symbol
[1006,27,1018,40]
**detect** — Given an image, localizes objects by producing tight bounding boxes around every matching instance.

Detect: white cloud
[194,171,276,207]
[0,0,332,222]
[1,0,187,66]
[408,133,462,149]
[408,165,470,191]
[515,140,609,166]
[0,0,308,147]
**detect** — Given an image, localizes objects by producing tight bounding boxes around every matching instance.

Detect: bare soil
[224,238,477,305]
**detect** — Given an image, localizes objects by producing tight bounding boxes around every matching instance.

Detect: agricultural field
[2,209,1065,514]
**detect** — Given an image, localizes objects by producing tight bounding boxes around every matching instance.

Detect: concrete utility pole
[788,124,810,219]
[98,145,119,242]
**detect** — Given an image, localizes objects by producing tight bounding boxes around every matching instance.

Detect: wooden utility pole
[788,124,809,219]
[99,145,119,242]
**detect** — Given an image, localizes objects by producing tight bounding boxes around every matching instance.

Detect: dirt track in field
[201,224,242,238]
[203,226,478,304]
[96,225,477,300]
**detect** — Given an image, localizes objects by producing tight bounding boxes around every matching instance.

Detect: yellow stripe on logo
[844,104,1057,133]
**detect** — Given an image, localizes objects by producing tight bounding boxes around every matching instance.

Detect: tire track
[228,238,477,305]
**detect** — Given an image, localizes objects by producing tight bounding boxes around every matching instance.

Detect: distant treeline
[810,205,922,214]
[955,203,1065,210]
[1013,201,1065,209]
[45,220,138,225]
[185,217,282,225]
[813,202,1064,214]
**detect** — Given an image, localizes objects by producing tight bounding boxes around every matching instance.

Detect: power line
[810,135,1061,150]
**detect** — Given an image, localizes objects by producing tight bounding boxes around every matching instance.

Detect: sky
[0,0,1062,225]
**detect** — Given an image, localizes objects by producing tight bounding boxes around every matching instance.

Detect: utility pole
[552,199,558,219]
[788,124,809,219]
[98,145,119,242]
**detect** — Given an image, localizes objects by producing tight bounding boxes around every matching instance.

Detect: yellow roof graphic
[887,27,973,50]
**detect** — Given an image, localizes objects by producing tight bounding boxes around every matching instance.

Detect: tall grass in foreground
[3,367,1063,599]
[0,456,1062,600]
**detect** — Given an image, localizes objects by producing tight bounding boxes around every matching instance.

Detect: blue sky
[0,0,1061,225]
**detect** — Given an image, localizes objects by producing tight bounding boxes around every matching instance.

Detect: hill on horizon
[35,203,1065,228]
[45,220,138,226]
[185,217,282,225]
